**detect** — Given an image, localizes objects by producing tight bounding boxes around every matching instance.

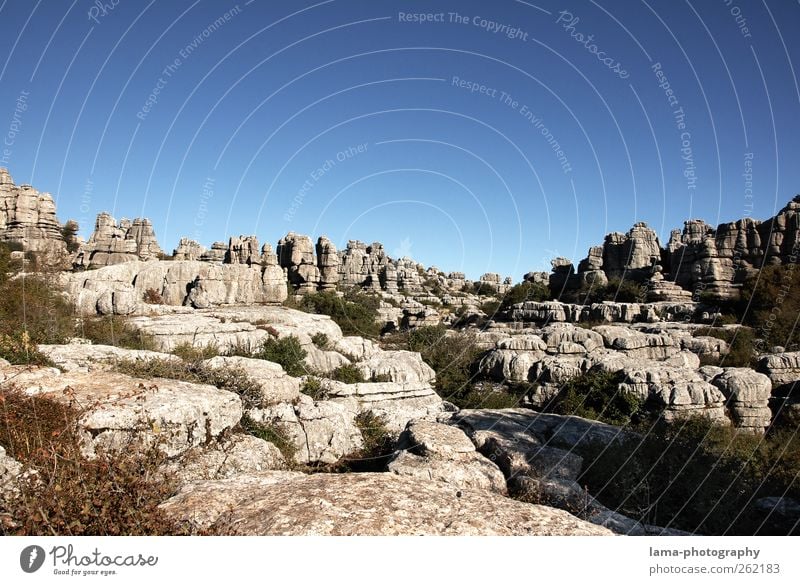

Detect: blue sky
[1,0,798,279]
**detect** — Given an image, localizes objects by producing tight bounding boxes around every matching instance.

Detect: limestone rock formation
[0,364,242,458]
[75,213,163,268]
[0,168,67,262]
[315,236,340,290]
[66,260,288,315]
[277,232,319,294]
[172,237,205,261]
[711,368,773,432]
[249,394,363,465]
[159,472,613,535]
[387,421,507,494]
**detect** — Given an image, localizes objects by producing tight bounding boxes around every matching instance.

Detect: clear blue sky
[1,0,798,279]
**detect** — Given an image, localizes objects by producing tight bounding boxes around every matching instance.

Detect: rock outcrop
[66,260,288,315]
[75,213,163,268]
[0,168,67,262]
[387,421,507,494]
[159,472,612,535]
[0,364,242,458]
[558,196,800,303]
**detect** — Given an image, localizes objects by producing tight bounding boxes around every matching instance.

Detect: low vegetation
[330,364,365,384]
[288,290,381,338]
[341,411,395,472]
[384,324,483,406]
[239,414,298,464]
[693,326,756,368]
[544,369,643,426]
[0,388,186,535]
[579,416,800,535]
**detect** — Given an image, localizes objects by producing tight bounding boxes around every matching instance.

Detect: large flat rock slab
[160,472,613,535]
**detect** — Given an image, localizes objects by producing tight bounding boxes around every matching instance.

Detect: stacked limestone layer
[0,168,67,262]
[554,196,800,303]
[75,212,163,268]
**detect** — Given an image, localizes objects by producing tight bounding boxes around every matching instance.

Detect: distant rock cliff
[553,196,800,303]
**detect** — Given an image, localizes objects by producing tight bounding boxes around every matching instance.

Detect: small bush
[171,342,219,361]
[311,332,330,350]
[252,336,307,377]
[545,369,642,426]
[301,376,326,401]
[693,326,756,368]
[384,325,483,403]
[143,288,164,305]
[330,364,365,384]
[451,383,524,410]
[61,220,81,254]
[463,282,497,296]
[342,411,395,472]
[0,273,75,345]
[240,414,297,464]
[0,331,54,366]
[499,281,551,311]
[0,388,185,535]
[76,316,156,350]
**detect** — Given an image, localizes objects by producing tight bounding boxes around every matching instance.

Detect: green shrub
[301,376,326,400]
[76,316,156,350]
[0,332,54,366]
[289,290,381,338]
[0,273,75,345]
[342,411,395,472]
[0,388,185,535]
[462,282,497,296]
[253,336,307,377]
[545,369,642,426]
[385,325,483,403]
[499,281,551,311]
[330,364,365,384]
[739,264,800,351]
[693,326,756,368]
[171,342,219,361]
[61,220,81,254]
[239,414,297,464]
[311,332,330,350]
[451,383,524,410]
[479,300,501,316]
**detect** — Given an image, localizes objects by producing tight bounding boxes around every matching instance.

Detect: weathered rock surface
[388,421,507,494]
[160,472,612,535]
[758,352,800,394]
[618,363,729,423]
[38,342,180,372]
[0,168,67,262]
[249,395,363,465]
[354,350,436,384]
[75,213,163,268]
[168,434,286,485]
[66,260,288,314]
[0,364,242,458]
[201,355,301,405]
[321,379,445,432]
[711,368,773,432]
